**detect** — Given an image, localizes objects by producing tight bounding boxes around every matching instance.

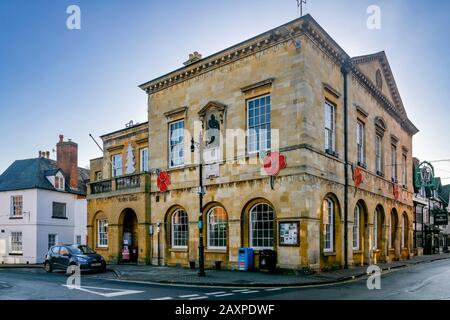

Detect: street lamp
[191,134,206,277]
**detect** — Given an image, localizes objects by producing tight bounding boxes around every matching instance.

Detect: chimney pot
[59,134,64,143]
[46,151,50,159]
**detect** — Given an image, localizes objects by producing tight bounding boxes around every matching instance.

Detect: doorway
[120,209,138,264]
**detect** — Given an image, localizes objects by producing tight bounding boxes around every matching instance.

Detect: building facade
[87,122,151,264]
[0,136,89,264]
[137,15,418,271]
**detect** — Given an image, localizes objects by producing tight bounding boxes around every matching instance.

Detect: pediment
[198,101,227,118]
[351,51,406,118]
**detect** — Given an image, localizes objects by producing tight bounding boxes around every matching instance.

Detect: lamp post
[191,133,206,277]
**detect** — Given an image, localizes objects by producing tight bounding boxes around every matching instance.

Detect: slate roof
[0,157,89,195]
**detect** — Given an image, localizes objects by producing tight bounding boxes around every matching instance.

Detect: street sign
[433,209,449,226]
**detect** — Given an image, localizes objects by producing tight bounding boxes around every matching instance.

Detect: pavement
[3,253,450,288]
[104,253,450,287]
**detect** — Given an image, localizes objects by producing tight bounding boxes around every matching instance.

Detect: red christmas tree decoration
[393,184,401,200]
[353,166,363,188]
[157,171,171,192]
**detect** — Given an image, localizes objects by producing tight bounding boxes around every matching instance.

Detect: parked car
[44,244,106,274]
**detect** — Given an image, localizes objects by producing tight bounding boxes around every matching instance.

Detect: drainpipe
[341,59,351,269]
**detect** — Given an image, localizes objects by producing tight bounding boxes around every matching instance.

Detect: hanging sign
[353,166,363,188]
[263,152,287,176]
[156,171,171,192]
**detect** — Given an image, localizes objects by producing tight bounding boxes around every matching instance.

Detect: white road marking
[151,297,173,300]
[189,296,208,300]
[265,288,282,291]
[205,291,226,296]
[214,293,235,297]
[241,290,259,294]
[62,285,143,298]
[179,294,200,298]
[232,289,250,292]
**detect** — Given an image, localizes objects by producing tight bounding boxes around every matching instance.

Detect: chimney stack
[56,134,78,190]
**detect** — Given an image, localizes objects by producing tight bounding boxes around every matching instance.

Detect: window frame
[10,195,23,218]
[246,94,271,155]
[353,205,361,250]
[140,147,149,173]
[249,203,275,250]
[402,153,407,187]
[52,202,67,219]
[391,144,397,182]
[207,207,228,250]
[171,209,189,249]
[375,134,383,174]
[97,219,108,248]
[10,231,23,255]
[168,120,185,168]
[356,120,365,165]
[111,154,123,178]
[323,198,335,253]
[324,101,336,153]
[48,234,58,249]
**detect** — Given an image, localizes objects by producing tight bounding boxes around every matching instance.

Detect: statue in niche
[206,114,220,148]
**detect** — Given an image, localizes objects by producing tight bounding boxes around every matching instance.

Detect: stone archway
[119,208,139,263]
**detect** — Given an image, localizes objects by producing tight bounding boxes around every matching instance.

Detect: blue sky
[0,0,449,180]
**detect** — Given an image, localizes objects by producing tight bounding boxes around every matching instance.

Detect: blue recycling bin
[238,248,254,271]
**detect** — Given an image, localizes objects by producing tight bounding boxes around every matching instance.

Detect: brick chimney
[56,134,78,189]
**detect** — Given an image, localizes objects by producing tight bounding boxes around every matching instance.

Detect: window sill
[357,162,367,169]
[96,246,108,250]
[52,216,68,220]
[9,216,23,220]
[325,149,339,158]
[169,247,188,253]
[9,253,23,256]
[323,251,336,256]
[353,249,362,254]
[205,248,227,254]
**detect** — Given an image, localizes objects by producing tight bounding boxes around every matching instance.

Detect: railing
[90,180,112,194]
[88,173,148,196]
[116,174,141,191]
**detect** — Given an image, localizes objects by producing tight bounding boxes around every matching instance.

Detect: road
[1,259,450,300]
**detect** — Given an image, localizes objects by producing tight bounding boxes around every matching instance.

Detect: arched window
[97,219,108,248]
[323,198,335,252]
[373,210,378,250]
[171,210,188,248]
[250,203,274,249]
[402,213,407,248]
[353,204,361,250]
[207,207,227,249]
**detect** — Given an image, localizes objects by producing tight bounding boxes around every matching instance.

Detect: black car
[44,244,106,274]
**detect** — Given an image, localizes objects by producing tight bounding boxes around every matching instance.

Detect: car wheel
[44,261,53,273]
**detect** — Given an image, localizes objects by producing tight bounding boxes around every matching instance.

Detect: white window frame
[171,210,188,249]
[357,120,365,164]
[323,199,334,253]
[97,219,108,248]
[247,95,271,155]
[207,207,228,250]
[10,232,23,254]
[249,203,275,250]
[52,202,67,219]
[169,120,185,168]
[10,195,23,217]
[353,205,361,250]
[375,134,382,173]
[140,147,149,172]
[111,154,123,178]
[324,101,335,152]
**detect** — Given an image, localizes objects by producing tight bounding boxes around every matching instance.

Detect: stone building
[87,122,150,264]
[137,14,418,271]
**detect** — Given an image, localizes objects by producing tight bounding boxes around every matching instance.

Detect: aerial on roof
[0,157,89,195]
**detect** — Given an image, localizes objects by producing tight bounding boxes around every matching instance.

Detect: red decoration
[157,171,171,192]
[353,166,363,188]
[263,152,287,176]
[393,184,401,200]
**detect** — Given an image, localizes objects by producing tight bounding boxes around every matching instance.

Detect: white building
[0,136,89,264]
